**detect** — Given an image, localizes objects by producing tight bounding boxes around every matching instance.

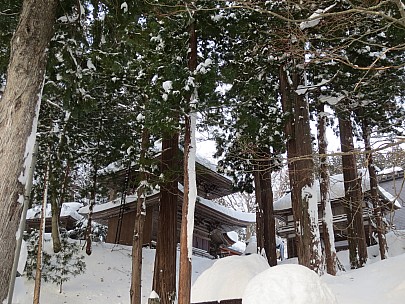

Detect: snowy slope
[13,231,405,304]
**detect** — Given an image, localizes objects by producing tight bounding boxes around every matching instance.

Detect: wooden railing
[278,207,373,235]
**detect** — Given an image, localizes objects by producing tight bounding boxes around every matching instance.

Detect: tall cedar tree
[212,4,284,266]
[178,15,198,304]
[0,0,57,300]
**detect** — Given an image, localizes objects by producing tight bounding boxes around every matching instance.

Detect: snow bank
[191,254,269,302]
[243,264,337,304]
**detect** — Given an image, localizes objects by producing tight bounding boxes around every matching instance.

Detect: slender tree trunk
[258,156,277,266]
[130,128,149,304]
[33,163,50,304]
[86,157,98,256]
[178,111,197,304]
[362,119,387,259]
[50,167,62,253]
[0,0,57,300]
[253,168,265,254]
[317,103,337,275]
[178,18,198,304]
[7,142,39,304]
[152,134,179,304]
[292,69,322,273]
[338,114,368,268]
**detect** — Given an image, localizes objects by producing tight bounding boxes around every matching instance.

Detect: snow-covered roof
[378,166,403,176]
[79,185,255,224]
[274,170,401,211]
[197,195,255,223]
[26,202,84,221]
[79,194,144,215]
[97,140,232,184]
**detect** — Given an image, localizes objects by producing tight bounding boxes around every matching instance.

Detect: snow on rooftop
[230,241,247,253]
[97,139,232,182]
[197,195,256,223]
[26,202,84,221]
[378,166,403,176]
[78,194,139,214]
[79,185,255,224]
[378,186,402,209]
[274,170,372,211]
[227,231,239,243]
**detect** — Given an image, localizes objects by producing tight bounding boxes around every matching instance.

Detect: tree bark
[279,64,322,272]
[86,152,99,256]
[253,168,265,253]
[258,156,277,266]
[362,118,387,260]
[33,163,50,304]
[152,134,179,304]
[178,18,198,304]
[317,103,337,275]
[0,0,57,301]
[50,167,62,253]
[338,114,368,268]
[130,128,149,304]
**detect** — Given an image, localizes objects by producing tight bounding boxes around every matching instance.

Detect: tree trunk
[178,18,198,304]
[253,167,265,253]
[130,128,149,304]
[279,64,300,260]
[0,0,57,300]
[317,103,337,275]
[33,163,50,304]
[85,158,98,256]
[362,119,388,260]
[338,114,368,268]
[50,167,62,253]
[258,156,277,266]
[152,134,179,304]
[279,64,322,272]
[7,142,38,304]
[178,112,197,304]
[292,69,322,273]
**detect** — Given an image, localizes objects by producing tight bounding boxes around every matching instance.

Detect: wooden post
[148,298,160,304]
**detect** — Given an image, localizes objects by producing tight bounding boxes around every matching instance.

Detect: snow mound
[243,264,337,304]
[191,254,269,302]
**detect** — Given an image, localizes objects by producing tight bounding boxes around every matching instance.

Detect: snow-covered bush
[24,230,86,293]
[67,217,107,242]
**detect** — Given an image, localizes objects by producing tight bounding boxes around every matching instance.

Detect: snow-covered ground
[13,231,405,304]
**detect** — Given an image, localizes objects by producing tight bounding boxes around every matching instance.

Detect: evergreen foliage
[24,230,86,293]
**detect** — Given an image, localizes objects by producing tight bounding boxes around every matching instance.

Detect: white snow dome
[242,264,337,304]
[191,254,269,302]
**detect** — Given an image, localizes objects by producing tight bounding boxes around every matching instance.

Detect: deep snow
[12,231,405,304]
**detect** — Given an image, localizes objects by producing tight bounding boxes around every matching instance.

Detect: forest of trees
[1,1,405,303]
